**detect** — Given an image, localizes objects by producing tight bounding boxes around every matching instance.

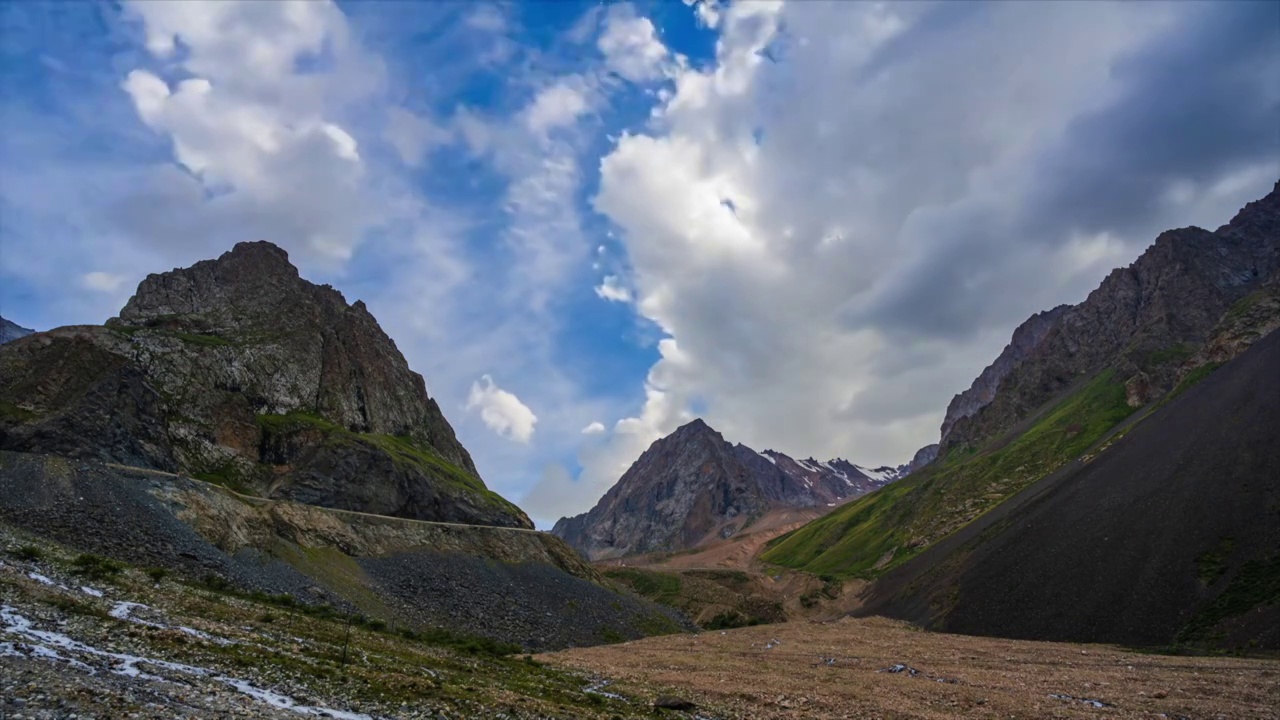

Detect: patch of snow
[109,601,165,629]
[757,450,777,465]
[583,678,625,701]
[827,503,835,507]
[80,586,104,598]
[179,626,236,646]
[794,459,818,472]
[27,572,58,586]
[854,465,893,483]
[3,606,372,719]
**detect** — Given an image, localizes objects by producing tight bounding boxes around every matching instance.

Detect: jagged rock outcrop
[0,316,33,344]
[552,419,896,560]
[944,180,1280,451]
[905,444,939,474]
[939,307,1066,442]
[0,241,530,528]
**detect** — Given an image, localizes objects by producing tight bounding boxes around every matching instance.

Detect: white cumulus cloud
[467,375,538,444]
[594,275,632,303]
[581,421,605,435]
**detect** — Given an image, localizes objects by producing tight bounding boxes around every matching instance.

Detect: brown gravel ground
[540,616,1280,719]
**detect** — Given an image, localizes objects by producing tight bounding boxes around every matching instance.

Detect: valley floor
[542,617,1280,719]
[3,528,1277,719]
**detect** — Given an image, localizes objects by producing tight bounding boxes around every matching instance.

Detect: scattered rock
[654,695,698,711]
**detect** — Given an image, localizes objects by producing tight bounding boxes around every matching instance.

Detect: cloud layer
[2,1,1275,528]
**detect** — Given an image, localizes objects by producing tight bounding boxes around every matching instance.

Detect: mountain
[0,315,33,344]
[551,418,899,560]
[764,181,1280,589]
[0,241,530,528]
[939,306,1066,443]
[944,181,1280,452]
[861,328,1280,650]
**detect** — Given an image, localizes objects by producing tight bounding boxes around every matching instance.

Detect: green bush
[12,545,42,561]
[71,553,124,580]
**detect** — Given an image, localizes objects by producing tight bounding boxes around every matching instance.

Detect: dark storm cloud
[853,1,1280,343]
[1022,0,1280,240]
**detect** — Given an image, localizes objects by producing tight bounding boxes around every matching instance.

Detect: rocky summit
[0,241,531,528]
[552,418,903,560]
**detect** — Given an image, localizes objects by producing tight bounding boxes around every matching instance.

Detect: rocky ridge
[938,306,1067,443]
[552,419,900,560]
[0,241,530,528]
[0,315,33,344]
[943,180,1280,452]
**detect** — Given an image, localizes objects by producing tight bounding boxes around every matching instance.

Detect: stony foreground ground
[542,616,1280,719]
[3,523,1277,719]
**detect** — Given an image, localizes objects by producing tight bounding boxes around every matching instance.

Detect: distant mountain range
[551,418,910,560]
[0,315,33,344]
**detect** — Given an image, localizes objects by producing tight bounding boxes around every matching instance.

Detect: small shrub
[201,574,233,592]
[13,545,42,561]
[71,554,124,580]
[366,618,388,632]
[258,613,277,624]
[146,567,169,583]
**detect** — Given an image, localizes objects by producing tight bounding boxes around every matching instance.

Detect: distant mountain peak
[0,316,34,345]
[552,424,912,560]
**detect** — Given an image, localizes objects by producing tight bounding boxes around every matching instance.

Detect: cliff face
[944,181,1280,451]
[552,419,896,560]
[939,307,1067,443]
[0,241,530,528]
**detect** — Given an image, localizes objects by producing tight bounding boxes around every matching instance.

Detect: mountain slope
[0,315,33,344]
[0,241,530,528]
[764,181,1280,580]
[945,181,1280,452]
[860,328,1280,650]
[552,419,897,560]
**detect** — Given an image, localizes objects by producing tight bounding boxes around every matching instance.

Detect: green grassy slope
[762,370,1136,578]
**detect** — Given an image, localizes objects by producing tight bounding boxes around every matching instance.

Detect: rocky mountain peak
[1,241,531,528]
[552,420,907,560]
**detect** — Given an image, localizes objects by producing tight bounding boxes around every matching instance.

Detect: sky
[1,0,1276,528]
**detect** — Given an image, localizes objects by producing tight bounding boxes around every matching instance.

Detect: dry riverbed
[542,616,1280,719]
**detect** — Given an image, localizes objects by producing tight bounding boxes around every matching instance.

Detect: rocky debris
[359,550,692,651]
[944,180,1280,452]
[0,241,529,529]
[652,695,697,712]
[0,544,675,719]
[939,305,1067,442]
[0,451,689,651]
[865,330,1280,651]
[0,315,34,344]
[1049,693,1114,709]
[552,419,899,560]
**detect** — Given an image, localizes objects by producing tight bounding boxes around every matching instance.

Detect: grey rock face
[944,180,1280,452]
[0,316,34,344]
[0,241,530,528]
[551,419,897,560]
[939,306,1067,443]
[906,444,939,474]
